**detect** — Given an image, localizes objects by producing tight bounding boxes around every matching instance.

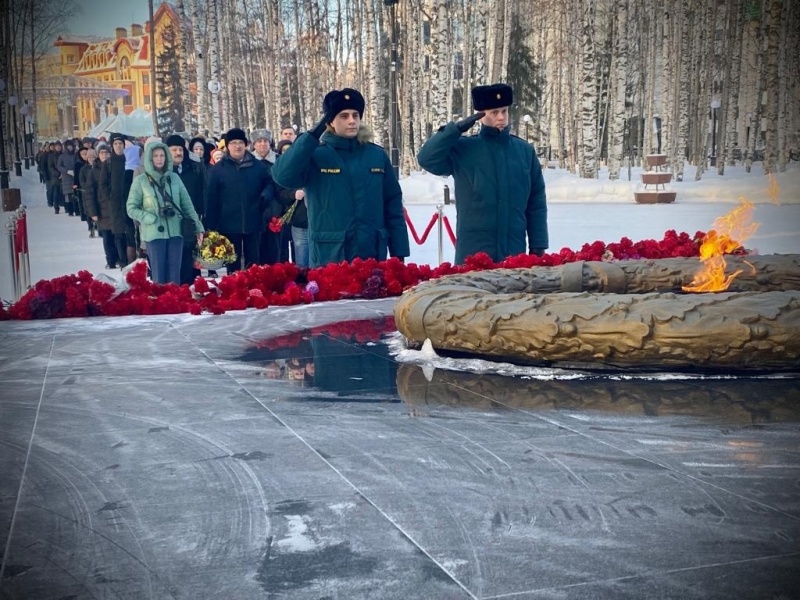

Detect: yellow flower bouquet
[194,231,237,270]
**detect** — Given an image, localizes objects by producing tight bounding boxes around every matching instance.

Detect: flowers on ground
[195,231,237,268]
[1,229,718,320]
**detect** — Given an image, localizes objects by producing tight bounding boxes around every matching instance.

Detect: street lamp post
[0,79,8,189]
[709,98,721,167]
[384,0,400,179]
[19,102,30,169]
[522,114,531,143]
[9,96,22,177]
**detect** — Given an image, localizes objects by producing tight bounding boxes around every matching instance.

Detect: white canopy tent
[87,108,155,139]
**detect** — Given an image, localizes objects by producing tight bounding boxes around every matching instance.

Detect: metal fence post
[17,208,30,294]
[5,217,19,300]
[436,204,444,266]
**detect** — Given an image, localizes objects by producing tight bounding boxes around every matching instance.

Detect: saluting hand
[455,111,486,133]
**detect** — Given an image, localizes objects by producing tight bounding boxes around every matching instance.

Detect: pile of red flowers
[0,229,709,321]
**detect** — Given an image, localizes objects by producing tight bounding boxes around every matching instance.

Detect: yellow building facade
[36,3,180,139]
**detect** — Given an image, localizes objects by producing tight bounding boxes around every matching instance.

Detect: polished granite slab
[1,298,798,599]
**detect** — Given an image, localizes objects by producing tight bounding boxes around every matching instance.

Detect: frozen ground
[0,161,798,599]
[1,299,799,599]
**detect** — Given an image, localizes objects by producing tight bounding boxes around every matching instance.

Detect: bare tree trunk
[474,0,488,83]
[175,0,193,131]
[608,0,628,179]
[430,0,449,128]
[714,1,731,175]
[762,0,780,174]
[207,0,221,134]
[189,0,208,134]
[723,0,743,169]
[461,1,473,118]
[694,0,714,181]
[364,0,382,137]
[579,0,597,178]
[149,0,159,135]
[217,0,231,129]
[775,0,790,172]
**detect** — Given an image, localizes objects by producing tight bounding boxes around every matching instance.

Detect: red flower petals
[3,230,711,319]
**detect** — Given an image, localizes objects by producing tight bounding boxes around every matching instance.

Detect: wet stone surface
[1,299,799,599]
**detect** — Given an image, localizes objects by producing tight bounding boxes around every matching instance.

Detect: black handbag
[181,216,197,237]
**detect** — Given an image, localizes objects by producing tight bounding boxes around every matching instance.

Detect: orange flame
[683,199,760,293]
[767,173,780,204]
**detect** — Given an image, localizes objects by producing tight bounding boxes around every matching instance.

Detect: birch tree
[607,0,628,180]
[579,0,597,178]
[429,0,449,128]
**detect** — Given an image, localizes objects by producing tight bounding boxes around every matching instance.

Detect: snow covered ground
[1,159,799,304]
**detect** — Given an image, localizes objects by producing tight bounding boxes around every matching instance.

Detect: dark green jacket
[418,122,548,264]
[271,127,410,268]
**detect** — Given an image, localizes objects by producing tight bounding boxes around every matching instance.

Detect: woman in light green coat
[126,141,204,284]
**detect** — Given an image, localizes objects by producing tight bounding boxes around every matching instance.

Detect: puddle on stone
[235,317,400,398]
[234,316,800,422]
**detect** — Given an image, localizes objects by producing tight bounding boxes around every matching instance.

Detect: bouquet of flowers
[194,231,237,270]
[268,199,299,233]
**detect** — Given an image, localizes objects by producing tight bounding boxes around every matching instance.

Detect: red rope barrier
[403,208,439,245]
[442,215,456,245]
[14,213,28,270]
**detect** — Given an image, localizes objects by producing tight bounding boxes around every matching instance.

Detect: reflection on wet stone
[238,317,399,397]
[396,364,800,424]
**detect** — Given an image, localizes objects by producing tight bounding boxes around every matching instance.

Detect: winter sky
[66,1,151,38]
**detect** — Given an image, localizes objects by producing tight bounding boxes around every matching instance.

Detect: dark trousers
[145,237,183,284]
[114,234,129,267]
[100,229,120,267]
[259,230,281,265]
[222,231,261,274]
[47,184,60,208]
[180,241,200,285]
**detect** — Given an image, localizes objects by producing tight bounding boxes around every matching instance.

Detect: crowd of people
[32,82,549,285]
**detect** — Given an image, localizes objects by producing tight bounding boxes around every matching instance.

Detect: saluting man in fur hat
[417,83,548,264]
[271,88,409,268]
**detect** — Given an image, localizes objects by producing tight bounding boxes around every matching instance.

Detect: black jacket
[107,152,130,235]
[84,160,114,231]
[205,153,274,234]
[173,160,206,219]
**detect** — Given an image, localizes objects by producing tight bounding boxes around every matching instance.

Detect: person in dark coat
[275,139,309,267]
[271,88,410,268]
[83,143,120,268]
[250,128,285,265]
[166,134,206,284]
[417,83,548,265]
[73,147,92,230]
[76,147,96,237]
[106,132,136,267]
[57,139,78,216]
[36,143,49,185]
[46,141,62,213]
[204,127,275,273]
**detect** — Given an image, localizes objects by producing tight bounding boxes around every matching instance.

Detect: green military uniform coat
[418,122,548,264]
[271,127,410,268]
